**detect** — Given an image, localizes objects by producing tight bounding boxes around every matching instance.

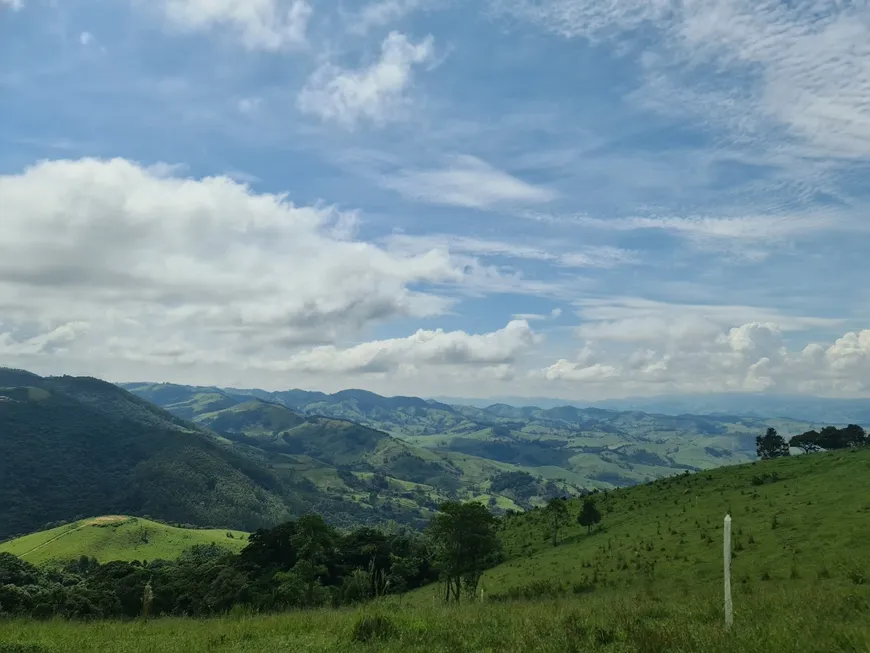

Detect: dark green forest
[0,503,502,619]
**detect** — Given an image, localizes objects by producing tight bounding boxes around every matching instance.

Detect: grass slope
[0,517,248,565]
[2,450,868,653]
[473,447,870,600]
[1,583,867,653]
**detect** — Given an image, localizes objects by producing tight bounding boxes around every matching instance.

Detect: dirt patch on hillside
[87,516,130,525]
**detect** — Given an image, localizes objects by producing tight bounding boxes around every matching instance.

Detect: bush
[351,614,397,643]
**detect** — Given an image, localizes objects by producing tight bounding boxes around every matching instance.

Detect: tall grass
[1,579,868,652]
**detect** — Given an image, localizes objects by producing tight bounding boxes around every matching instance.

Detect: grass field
[0,517,248,565]
[461,447,870,600]
[1,449,868,652]
[1,581,867,652]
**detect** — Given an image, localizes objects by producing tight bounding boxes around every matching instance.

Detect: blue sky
[1,0,869,399]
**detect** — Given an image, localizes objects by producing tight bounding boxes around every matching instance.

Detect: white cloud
[0,157,475,372]
[539,321,870,396]
[298,31,434,129]
[573,213,845,242]
[491,0,870,158]
[513,308,562,321]
[572,297,841,347]
[160,0,311,51]
[385,233,634,268]
[382,155,558,208]
[1,0,24,10]
[0,322,91,356]
[237,97,262,115]
[79,32,94,46]
[273,319,538,374]
[346,0,435,35]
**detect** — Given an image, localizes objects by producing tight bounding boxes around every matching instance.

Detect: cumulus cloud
[540,320,870,396]
[381,155,557,208]
[0,157,473,373]
[298,31,434,128]
[271,319,538,374]
[160,0,311,51]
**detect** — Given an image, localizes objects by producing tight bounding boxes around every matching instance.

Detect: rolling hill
[0,516,248,565]
[127,386,577,513]
[0,369,299,540]
[1,368,572,540]
[465,446,870,601]
[3,446,868,653]
[125,381,822,494]
[1,369,489,539]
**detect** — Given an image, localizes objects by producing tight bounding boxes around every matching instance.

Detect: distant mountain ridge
[122,381,818,502]
[432,393,870,425]
[2,369,504,541]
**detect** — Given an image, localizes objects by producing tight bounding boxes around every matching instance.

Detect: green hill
[449,447,870,602]
[1,369,448,539]
[124,384,582,511]
[124,381,825,495]
[2,448,869,653]
[0,516,248,565]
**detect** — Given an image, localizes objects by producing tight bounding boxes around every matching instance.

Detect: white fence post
[724,514,733,630]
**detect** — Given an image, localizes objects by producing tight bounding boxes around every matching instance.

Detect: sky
[1,0,869,400]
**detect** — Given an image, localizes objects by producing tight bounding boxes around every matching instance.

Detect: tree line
[0,500,520,619]
[756,424,867,460]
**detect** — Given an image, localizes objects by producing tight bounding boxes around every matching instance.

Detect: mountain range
[434,393,870,424]
[1,366,830,541]
[127,380,817,497]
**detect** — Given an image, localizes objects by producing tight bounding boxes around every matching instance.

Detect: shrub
[351,614,397,643]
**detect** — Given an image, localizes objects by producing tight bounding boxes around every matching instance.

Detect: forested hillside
[0,369,570,540]
[0,370,296,540]
[126,381,821,492]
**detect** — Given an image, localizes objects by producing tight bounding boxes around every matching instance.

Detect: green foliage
[578,498,602,534]
[545,497,569,546]
[790,424,867,452]
[0,517,439,620]
[351,614,397,643]
[0,371,295,540]
[756,428,790,460]
[427,501,501,602]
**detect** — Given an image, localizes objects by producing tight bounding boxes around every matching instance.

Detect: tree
[818,425,845,450]
[577,498,601,534]
[789,430,822,454]
[545,497,569,546]
[427,501,500,603]
[290,514,336,606]
[839,424,867,448]
[756,427,790,460]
